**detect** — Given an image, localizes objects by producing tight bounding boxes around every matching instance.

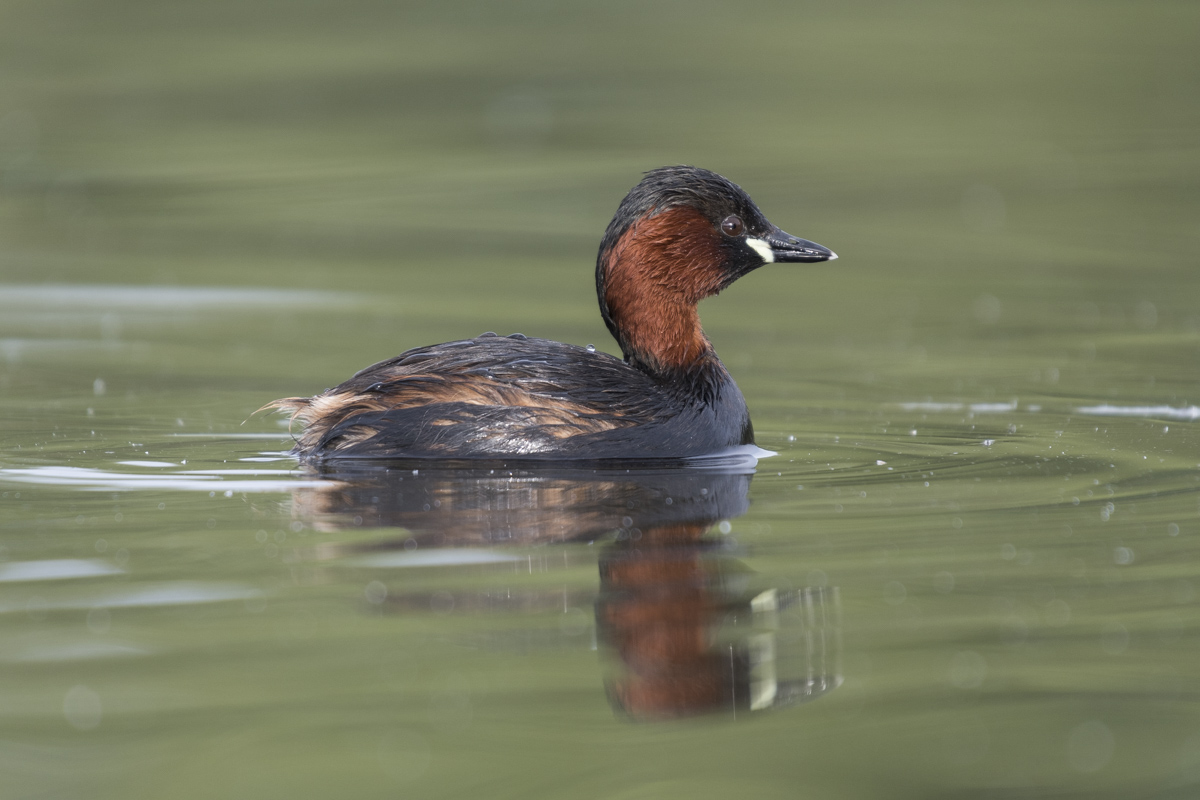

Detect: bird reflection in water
[293,456,841,720]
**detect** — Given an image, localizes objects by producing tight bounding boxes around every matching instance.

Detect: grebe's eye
[720,215,744,237]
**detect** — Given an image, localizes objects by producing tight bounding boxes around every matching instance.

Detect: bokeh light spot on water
[948,651,987,689]
[882,581,906,606]
[1133,300,1158,329]
[1101,623,1130,655]
[63,685,102,731]
[558,608,590,637]
[364,581,388,605]
[961,184,1006,233]
[1067,720,1115,773]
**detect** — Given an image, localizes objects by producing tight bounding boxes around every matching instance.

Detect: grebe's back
[270,333,751,459]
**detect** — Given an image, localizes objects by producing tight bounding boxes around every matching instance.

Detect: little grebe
[270,166,835,461]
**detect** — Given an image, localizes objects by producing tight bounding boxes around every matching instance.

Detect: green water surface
[1,1,1199,798]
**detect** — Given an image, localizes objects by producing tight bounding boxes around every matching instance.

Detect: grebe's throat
[599,207,722,375]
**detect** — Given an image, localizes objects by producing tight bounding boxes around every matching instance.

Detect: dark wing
[270,335,677,458]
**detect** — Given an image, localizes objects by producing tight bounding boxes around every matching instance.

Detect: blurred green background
[3,0,1196,343]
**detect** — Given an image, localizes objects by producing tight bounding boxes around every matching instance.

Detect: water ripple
[0,559,123,583]
[0,464,326,493]
[0,582,262,613]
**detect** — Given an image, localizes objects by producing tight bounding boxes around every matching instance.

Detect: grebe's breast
[284,334,751,461]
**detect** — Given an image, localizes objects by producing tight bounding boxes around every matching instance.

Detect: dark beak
[766,228,837,263]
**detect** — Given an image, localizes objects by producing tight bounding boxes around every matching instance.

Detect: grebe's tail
[255,396,311,423]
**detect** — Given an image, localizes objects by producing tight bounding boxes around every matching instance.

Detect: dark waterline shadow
[290,458,841,721]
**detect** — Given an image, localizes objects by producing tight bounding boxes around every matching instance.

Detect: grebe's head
[596,166,836,374]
